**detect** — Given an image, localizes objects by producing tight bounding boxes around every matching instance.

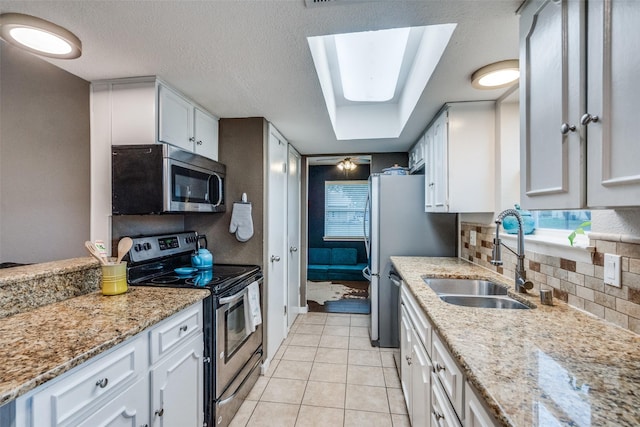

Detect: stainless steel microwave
[112,144,225,214]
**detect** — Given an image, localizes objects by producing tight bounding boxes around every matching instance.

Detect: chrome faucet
[491,209,534,293]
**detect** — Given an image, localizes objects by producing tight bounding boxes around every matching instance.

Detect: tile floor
[230,312,409,427]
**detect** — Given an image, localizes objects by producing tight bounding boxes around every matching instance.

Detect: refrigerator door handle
[363,192,371,261]
[389,272,401,287]
[362,266,372,281]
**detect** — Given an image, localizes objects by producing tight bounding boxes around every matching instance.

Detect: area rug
[306,280,370,314]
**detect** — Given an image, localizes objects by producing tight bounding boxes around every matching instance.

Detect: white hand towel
[229,202,254,242]
[244,280,262,334]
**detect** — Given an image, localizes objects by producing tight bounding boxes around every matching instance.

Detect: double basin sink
[424,278,531,310]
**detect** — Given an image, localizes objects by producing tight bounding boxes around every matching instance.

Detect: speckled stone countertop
[391,256,640,427]
[0,286,209,405]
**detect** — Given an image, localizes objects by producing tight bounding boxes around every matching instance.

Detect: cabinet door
[411,332,433,427]
[431,111,448,212]
[465,382,497,427]
[150,334,204,427]
[399,305,413,418]
[194,107,219,161]
[76,378,149,427]
[586,0,640,207]
[519,0,586,209]
[158,84,193,152]
[424,126,435,211]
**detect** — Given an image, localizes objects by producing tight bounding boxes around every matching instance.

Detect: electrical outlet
[604,253,621,288]
[470,230,477,246]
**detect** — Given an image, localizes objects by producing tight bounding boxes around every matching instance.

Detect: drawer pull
[406,355,412,366]
[433,410,444,421]
[95,378,109,388]
[180,325,188,332]
[435,363,446,372]
[155,408,165,417]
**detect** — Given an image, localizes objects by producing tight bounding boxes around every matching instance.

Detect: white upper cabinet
[424,102,495,213]
[408,134,425,173]
[520,0,640,209]
[97,77,219,161]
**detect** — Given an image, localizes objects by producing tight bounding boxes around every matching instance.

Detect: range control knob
[143,242,152,250]
[134,244,142,252]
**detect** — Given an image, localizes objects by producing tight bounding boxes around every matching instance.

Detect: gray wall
[371,152,409,174]
[0,43,90,263]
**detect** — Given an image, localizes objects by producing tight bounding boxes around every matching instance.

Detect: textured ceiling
[0,0,521,155]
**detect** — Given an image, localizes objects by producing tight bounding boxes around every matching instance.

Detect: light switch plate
[470,230,477,246]
[604,253,621,288]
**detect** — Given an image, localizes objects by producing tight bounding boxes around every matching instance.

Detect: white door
[158,84,193,152]
[287,146,301,329]
[266,125,289,361]
[193,107,219,161]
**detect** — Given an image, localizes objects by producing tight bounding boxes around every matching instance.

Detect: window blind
[324,180,368,240]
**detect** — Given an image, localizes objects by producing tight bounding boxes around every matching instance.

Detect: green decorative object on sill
[568,221,591,246]
[502,204,535,235]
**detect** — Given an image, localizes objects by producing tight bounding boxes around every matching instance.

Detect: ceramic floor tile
[322,325,350,336]
[314,347,348,364]
[290,334,321,347]
[282,346,317,362]
[295,405,344,427]
[309,362,347,383]
[296,324,325,335]
[381,351,396,368]
[247,402,300,427]
[347,365,386,387]
[348,349,382,367]
[318,334,349,349]
[298,313,327,324]
[229,398,257,427]
[387,388,408,415]
[344,410,392,427]
[263,358,280,378]
[345,384,390,413]
[383,367,401,389]
[246,376,269,401]
[273,344,287,360]
[349,326,369,337]
[261,378,307,404]
[391,414,411,427]
[273,360,313,380]
[325,315,351,326]
[301,381,346,408]
[350,315,369,327]
[349,336,375,350]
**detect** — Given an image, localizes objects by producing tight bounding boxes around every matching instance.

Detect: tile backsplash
[460,222,640,334]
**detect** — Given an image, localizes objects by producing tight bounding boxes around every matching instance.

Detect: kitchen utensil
[191,248,213,269]
[85,241,108,265]
[94,240,109,264]
[116,237,133,264]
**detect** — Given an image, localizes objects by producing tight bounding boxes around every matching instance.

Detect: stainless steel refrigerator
[363,174,457,348]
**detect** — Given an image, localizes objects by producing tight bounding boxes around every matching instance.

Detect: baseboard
[297,305,308,314]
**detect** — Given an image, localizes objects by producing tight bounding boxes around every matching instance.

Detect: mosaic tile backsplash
[460,222,640,334]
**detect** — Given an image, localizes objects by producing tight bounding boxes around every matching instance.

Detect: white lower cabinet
[464,382,497,427]
[16,302,203,427]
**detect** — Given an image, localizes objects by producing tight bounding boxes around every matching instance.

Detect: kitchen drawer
[31,335,147,427]
[149,302,202,364]
[431,372,462,427]
[432,332,464,418]
[401,284,432,356]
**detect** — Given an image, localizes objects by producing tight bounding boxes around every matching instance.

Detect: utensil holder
[101,262,127,295]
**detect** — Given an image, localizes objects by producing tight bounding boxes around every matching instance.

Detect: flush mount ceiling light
[337,158,357,171]
[471,60,519,89]
[0,13,82,59]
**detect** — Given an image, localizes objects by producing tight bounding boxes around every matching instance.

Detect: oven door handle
[218,349,263,407]
[219,287,248,305]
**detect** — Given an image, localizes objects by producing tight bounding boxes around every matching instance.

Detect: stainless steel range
[126,231,263,427]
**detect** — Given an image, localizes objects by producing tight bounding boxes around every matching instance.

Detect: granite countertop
[0,286,209,405]
[391,256,640,427]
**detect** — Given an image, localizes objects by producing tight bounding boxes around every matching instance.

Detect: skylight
[308,24,457,141]
[335,28,410,102]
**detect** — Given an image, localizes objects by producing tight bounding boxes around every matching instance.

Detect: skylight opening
[334,28,410,102]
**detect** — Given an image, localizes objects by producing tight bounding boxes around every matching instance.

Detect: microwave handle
[212,173,223,207]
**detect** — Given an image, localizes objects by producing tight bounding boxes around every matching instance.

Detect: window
[531,210,591,231]
[324,180,368,240]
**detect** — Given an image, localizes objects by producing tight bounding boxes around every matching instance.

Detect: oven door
[215,278,263,397]
[166,158,224,212]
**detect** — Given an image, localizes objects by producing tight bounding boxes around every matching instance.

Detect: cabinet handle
[189,136,196,142]
[406,355,412,366]
[580,113,600,126]
[180,325,188,332]
[95,378,109,388]
[435,362,446,372]
[433,410,444,421]
[429,182,435,187]
[560,123,576,135]
[196,140,203,145]
[271,255,281,262]
[155,408,165,417]
[289,246,298,253]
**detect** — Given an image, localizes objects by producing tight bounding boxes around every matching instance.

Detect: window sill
[501,229,592,263]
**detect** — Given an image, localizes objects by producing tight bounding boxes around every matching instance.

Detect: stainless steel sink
[439,295,530,310]
[424,278,508,296]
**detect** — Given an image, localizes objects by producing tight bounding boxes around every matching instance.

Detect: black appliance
[126,231,262,427]
[112,144,226,214]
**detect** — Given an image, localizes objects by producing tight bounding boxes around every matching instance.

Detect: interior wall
[185,117,266,267]
[370,152,409,174]
[307,164,370,264]
[0,43,90,263]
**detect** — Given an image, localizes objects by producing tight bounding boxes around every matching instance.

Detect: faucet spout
[491,209,534,293]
